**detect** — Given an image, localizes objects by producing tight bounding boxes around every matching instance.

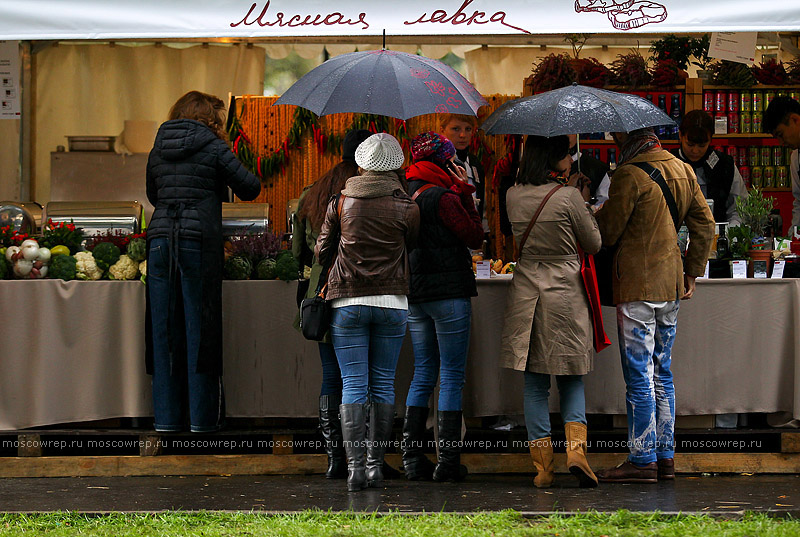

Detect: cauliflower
[74,251,103,281]
[139,260,146,276]
[108,254,139,280]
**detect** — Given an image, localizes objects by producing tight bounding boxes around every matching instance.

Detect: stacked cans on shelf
[704,89,800,134]
[732,144,792,188]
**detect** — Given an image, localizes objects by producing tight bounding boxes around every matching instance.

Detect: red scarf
[405,160,476,196]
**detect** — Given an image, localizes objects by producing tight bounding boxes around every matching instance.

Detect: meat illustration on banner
[575,0,668,30]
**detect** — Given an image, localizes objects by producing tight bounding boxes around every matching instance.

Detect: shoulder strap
[630,162,681,232]
[516,184,563,262]
[411,183,436,201]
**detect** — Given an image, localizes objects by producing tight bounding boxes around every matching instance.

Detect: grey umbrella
[480,83,674,136]
[273,49,487,120]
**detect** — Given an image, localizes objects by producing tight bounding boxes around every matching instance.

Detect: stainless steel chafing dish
[221,202,270,238]
[44,201,144,246]
[0,202,43,235]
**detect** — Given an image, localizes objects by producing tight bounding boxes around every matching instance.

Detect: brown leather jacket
[315,178,420,300]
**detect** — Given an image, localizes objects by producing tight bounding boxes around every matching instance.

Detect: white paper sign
[476,260,491,279]
[771,260,785,279]
[708,32,758,65]
[0,41,20,119]
[732,259,748,279]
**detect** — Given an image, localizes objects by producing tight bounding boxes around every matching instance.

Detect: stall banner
[0,40,20,119]
[0,0,798,39]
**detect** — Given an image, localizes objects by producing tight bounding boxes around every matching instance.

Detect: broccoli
[275,249,294,262]
[126,237,147,263]
[92,241,121,272]
[256,258,277,280]
[224,256,253,280]
[274,252,300,281]
[49,254,78,281]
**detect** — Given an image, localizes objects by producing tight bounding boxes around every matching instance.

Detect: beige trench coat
[499,183,603,375]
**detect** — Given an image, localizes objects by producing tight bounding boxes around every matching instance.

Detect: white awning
[0,0,798,40]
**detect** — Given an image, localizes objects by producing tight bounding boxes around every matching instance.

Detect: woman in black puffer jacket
[146,91,261,433]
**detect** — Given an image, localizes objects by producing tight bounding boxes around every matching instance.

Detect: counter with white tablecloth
[1,278,798,430]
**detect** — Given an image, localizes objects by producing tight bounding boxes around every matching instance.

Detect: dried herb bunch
[610,49,651,88]
[752,58,788,86]
[711,60,756,88]
[573,58,613,88]
[530,53,576,93]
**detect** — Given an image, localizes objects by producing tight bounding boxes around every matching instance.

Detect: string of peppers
[228,100,414,184]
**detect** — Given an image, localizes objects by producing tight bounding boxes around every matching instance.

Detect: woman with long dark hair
[292,129,372,479]
[499,135,602,488]
[146,91,261,433]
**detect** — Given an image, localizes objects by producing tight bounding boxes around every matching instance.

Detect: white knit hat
[354,133,405,172]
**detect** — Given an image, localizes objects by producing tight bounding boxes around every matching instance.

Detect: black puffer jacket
[145,119,261,376]
[146,119,262,240]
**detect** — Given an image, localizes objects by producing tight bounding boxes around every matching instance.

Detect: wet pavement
[0,474,798,515]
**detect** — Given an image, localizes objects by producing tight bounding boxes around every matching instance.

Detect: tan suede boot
[528,437,554,488]
[565,421,598,488]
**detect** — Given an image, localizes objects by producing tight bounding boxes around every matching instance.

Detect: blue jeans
[318,342,343,397]
[616,300,680,465]
[148,237,224,433]
[524,372,586,441]
[406,298,471,411]
[330,305,408,405]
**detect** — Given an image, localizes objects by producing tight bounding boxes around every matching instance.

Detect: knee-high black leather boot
[365,402,395,487]
[339,403,367,492]
[432,410,468,482]
[401,406,435,480]
[319,395,346,479]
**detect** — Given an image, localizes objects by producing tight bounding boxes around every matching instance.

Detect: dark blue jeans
[148,237,224,433]
[318,342,343,397]
[330,305,408,405]
[406,298,472,411]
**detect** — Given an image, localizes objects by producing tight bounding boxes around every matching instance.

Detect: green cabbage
[274,252,300,281]
[256,258,277,280]
[225,256,253,280]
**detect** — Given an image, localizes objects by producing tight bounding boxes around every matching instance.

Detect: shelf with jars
[700,84,799,191]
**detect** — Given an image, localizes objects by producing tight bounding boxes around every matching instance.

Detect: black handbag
[299,195,344,341]
[596,162,681,307]
[300,291,332,341]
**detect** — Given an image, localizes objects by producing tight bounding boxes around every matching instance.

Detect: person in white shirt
[764,96,800,229]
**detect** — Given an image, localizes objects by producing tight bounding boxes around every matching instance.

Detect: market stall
[1,278,797,431]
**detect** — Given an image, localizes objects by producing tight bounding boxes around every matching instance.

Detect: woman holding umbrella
[499,135,602,488]
[402,131,485,482]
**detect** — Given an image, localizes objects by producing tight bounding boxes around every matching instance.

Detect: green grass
[0,510,797,536]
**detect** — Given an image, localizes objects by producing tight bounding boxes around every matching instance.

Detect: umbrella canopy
[273,49,487,120]
[480,83,674,136]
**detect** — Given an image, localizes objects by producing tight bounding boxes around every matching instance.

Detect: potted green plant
[689,34,715,80]
[731,187,774,275]
[649,34,695,71]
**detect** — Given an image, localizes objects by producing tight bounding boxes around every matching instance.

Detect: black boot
[433,410,468,482]
[365,402,395,487]
[319,395,346,479]
[339,403,367,492]
[402,406,435,480]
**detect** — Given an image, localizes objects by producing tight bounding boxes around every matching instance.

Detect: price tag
[731,260,748,279]
[771,260,785,279]
[476,260,491,279]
